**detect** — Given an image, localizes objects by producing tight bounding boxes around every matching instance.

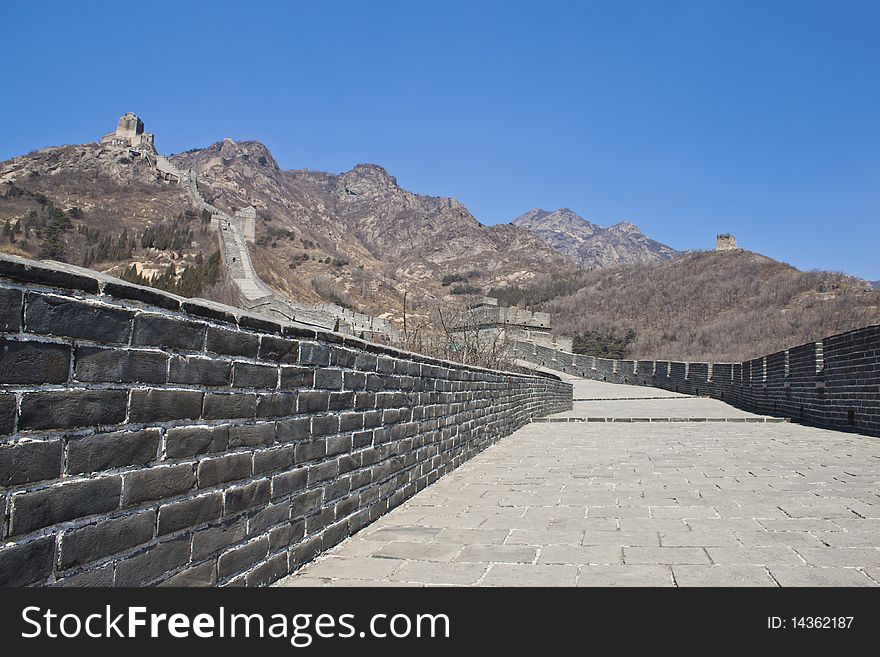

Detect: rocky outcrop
[512,208,678,269]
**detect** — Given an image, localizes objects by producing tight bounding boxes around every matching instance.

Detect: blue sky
[2,1,878,279]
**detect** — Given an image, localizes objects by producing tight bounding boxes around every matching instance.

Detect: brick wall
[0,254,572,586]
[512,322,880,437]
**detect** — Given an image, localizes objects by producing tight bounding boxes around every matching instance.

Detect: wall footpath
[514,326,879,437]
[0,254,571,586]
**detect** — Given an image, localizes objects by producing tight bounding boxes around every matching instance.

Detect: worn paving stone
[538,545,622,565]
[672,565,778,587]
[300,556,403,581]
[577,565,674,587]
[373,542,463,562]
[769,567,878,587]
[388,561,489,586]
[481,563,578,587]
[454,544,538,564]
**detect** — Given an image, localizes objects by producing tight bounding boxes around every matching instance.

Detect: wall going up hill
[0,254,571,587]
[513,327,880,437]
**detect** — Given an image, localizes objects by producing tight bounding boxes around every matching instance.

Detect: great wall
[1,113,879,587]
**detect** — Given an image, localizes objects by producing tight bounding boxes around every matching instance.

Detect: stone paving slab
[276,385,880,587]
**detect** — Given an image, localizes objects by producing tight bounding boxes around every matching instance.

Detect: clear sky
[2,1,878,279]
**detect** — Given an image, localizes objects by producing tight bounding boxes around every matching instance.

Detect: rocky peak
[339,164,399,195]
[511,207,678,269]
[607,221,642,234]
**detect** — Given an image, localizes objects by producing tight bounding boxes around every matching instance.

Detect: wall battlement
[0,253,571,587]
[513,324,880,437]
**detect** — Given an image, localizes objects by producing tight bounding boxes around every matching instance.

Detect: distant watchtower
[100,112,155,150]
[716,233,737,251]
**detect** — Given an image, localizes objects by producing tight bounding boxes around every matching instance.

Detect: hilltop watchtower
[101,112,155,150]
[716,233,737,251]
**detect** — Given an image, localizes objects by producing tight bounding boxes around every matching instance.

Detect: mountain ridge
[512,207,678,269]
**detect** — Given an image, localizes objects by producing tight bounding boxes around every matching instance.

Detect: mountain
[871,280,880,289]
[0,133,573,327]
[0,143,220,294]
[496,249,880,362]
[512,208,678,268]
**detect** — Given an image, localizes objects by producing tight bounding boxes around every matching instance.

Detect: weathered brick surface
[25,293,132,343]
[0,439,62,486]
[19,389,127,431]
[0,256,571,587]
[67,428,161,474]
[74,345,167,384]
[0,338,70,384]
[59,510,156,569]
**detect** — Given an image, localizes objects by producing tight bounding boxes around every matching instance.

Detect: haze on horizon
[1,0,878,280]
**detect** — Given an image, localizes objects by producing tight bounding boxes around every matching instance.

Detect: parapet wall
[513,326,880,437]
[0,254,572,587]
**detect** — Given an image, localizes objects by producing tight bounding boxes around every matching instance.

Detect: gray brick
[281,366,314,389]
[224,479,271,514]
[245,552,288,587]
[197,453,252,488]
[233,362,278,389]
[203,392,257,420]
[122,464,195,506]
[330,346,357,368]
[307,460,338,485]
[256,392,296,418]
[294,438,327,463]
[275,417,310,442]
[299,342,330,366]
[206,326,259,358]
[0,536,55,586]
[67,428,161,474]
[160,560,216,587]
[19,389,127,431]
[290,489,323,518]
[327,434,352,456]
[0,393,15,435]
[129,388,203,423]
[344,371,366,389]
[248,502,290,535]
[25,294,132,343]
[158,493,222,535]
[258,336,300,363]
[329,392,355,411]
[298,391,329,413]
[133,313,205,351]
[0,287,22,332]
[74,346,167,383]
[115,536,191,586]
[193,517,248,560]
[54,563,115,587]
[312,414,340,436]
[271,519,305,552]
[339,412,364,432]
[59,510,156,569]
[217,536,269,579]
[0,338,70,384]
[253,445,295,474]
[166,424,229,458]
[0,259,99,294]
[229,422,275,448]
[169,356,231,386]
[314,368,343,390]
[271,468,307,498]
[10,476,122,535]
[0,439,62,486]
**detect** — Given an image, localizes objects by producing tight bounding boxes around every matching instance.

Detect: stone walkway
[276,379,880,587]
